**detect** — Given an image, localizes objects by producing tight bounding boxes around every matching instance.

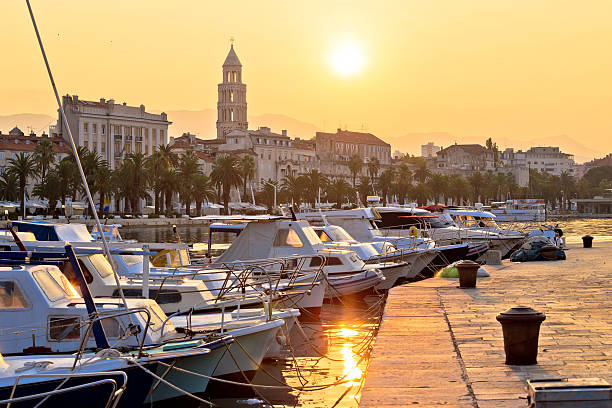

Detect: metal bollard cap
[496,306,546,323]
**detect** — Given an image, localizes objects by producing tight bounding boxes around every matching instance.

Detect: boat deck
[359,242,612,407]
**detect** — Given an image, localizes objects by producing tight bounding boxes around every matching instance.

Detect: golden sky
[3,0,612,157]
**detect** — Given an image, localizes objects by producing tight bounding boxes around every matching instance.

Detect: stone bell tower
[216,43,248,139]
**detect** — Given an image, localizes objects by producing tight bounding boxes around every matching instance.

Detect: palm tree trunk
[185,199,191,217]
[165,190,172,214]
[223,187,230,215]
[195,199,202,217]
[19,180,26,217]
[99,192,105,215]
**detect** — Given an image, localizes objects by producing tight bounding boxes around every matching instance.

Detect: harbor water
[119,218,612,407]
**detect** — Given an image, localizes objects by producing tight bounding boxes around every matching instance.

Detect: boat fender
[275,329,287,346]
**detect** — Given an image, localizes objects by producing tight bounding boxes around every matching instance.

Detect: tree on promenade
[33,139,55,180]
[239,155,256,198]
[348,154,363,187]
[378,168,395,205]
[367,157,380,193]
[303,169,328,208]
[192,174,216,217]
[7,152,37,216]
[281,174,303,205]
[211,155,242,214]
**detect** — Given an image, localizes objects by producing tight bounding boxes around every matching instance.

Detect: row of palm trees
[0,140,250,216]
[0,141,595,216]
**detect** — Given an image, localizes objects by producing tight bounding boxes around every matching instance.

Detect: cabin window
[0,281,29,309]
[273,229,303,247]
[309,256,343,267]
[33,270,67,302]
[86,317,121,339]
[49,316,80,340]
[317,231,332,242]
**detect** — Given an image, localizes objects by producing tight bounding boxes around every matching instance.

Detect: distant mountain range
[1,111,602,163]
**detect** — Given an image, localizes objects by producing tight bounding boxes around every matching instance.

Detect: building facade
[52,95,171,169]
[0,127,72,195]
[501,146,576,176]
[434,144,495,172]
[421,142,441,158]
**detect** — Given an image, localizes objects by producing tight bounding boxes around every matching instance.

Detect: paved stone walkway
[359,242,612,407]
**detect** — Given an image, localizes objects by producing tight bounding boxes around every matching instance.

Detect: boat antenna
[289,205,297,221]
[25,0,132,318]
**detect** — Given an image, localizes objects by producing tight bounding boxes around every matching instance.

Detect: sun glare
[330,42,365,77]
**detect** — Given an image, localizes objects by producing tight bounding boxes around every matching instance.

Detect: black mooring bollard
[582,235,593,248]
[496,306,546,365]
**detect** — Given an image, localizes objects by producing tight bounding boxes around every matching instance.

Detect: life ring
[408,226,418,238]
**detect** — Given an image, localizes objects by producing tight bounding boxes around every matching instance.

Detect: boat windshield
[302,226,324,246]
[327,227,355,242]
[33,270,69,301]
[88,254,114,278]
[474,217,497,228]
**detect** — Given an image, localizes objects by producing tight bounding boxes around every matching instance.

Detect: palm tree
[148,144,178,213]
[124,152,148,213]
[0,172,19,202]
[92,165,112,215]
[325,178,352,207]
[348,154,363,187]
[357,176,372,206]
[192,174,216,217]
[211,155,242,214]
[377,168,395,205]
[161,168,177,214]
[413,162,432,184]
[33,139,56,180]
[395,164,412,204]
[302,169,328,208]
[32,170,61,216]
[7,153,37,216]
[468,171,485,203]
[428,173,448,204]
[56,159,77,206]
[281,174,303,205]
[367,157,380,193]
[239,155,256,198]
[178,150,201,216]
[412,182,432,206]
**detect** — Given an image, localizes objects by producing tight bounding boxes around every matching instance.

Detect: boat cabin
[0,264,171,354]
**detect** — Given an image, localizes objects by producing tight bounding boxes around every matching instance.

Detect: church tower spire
[216,43,248,139]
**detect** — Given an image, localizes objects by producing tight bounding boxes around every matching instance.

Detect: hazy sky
[3,1,612,152]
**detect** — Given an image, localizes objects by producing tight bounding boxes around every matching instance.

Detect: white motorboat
[489,200,546,222]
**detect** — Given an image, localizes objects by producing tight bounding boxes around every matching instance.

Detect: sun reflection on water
[341,344,363,387]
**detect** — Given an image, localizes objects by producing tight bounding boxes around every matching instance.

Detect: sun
[330,41,365,77]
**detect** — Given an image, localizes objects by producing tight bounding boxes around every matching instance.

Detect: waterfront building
[434,144,495,172]
[0,127,72,197]
[421,142,441,158]
[501,146,576,177]
[170,132,216,176]
[51,95,171,169]
[314,129,391,182]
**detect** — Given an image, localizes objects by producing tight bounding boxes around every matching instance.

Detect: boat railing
[73,307,153,367]
[2,371,128,408]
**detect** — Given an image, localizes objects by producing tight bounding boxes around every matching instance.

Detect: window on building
[101,141,106,153]
[0,152,4,161]
[160,129,164,139]
[101,124,106,134]
[83,123,88,133]
[92,124,97,134]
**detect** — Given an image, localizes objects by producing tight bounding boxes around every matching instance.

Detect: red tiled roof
[195,151,214,162]
[315,130,390,147]
[438,144,489,155]
[292,139,316,150]
[170,140,191,149]
[0,134,71,154]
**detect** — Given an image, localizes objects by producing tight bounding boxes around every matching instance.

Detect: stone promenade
[359,242,612,407]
